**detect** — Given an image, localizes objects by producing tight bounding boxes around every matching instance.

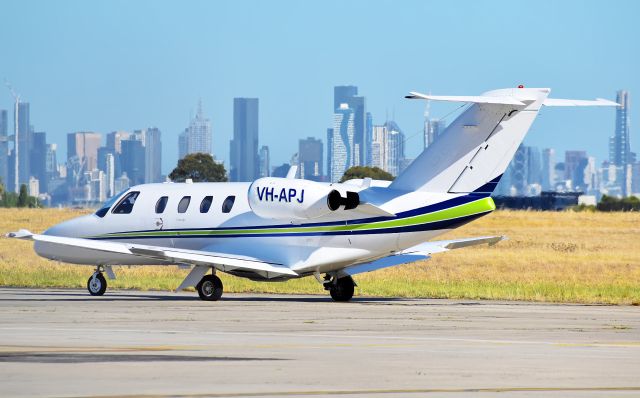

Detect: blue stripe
[91,212,490,240]
[100,192,491,237]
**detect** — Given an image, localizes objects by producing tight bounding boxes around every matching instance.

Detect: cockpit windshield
[94,190,128,218]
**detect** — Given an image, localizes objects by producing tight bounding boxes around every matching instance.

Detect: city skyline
[1,1,638,173]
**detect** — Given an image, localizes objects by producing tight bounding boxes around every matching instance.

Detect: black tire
[196,274,223,301]
[330,276,355,302]
[87,273,107,296]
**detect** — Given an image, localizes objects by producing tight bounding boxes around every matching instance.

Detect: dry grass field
[0,208,638,304]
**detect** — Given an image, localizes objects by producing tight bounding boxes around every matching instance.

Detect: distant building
[298,137,323,181]
[330,103,355,182]
[385,121,405,177]
[230,98,259,182]
[16,102,31,190]
[144,127,162,183]
[120,138,145,186]
[0,110,8,188]
[326,128,333,178]
[30,131,48,193]
[28,176,39,197]
[370,125,387,170]
[114,172,130,193]
[333,86,366,166]
[425,119,447,148]
[179,101,212,159]
[258,145,270,178]
[106,131,131,154]
[104,152,115,197]
[564,150,588,190]
[67,132,102,173]
[541,148,555,191]
[609,90,634,196]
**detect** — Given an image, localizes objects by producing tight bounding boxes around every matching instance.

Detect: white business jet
[7,87,617,301]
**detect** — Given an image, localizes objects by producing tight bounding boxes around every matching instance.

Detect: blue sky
[1,0,638,174]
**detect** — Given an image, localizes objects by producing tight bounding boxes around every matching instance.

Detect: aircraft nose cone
[43,215,95,238]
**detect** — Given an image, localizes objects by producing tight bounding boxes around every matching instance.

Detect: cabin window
[177,196,191,213]
[222,195,235,213]
[155,196,168,214]
[111,191,140,214]
[200,196,213,213]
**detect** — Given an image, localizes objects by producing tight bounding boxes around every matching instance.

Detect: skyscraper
[386,121,405,177]
[298,137,323,181]
[541,148,556,191]
[0,110,7,188]
[425,119,447,147]
[179,101,212,159]
[326,128,333,178]
[365,112,373,166]
[258,145,270,178]
[370,125,388,171]
[565,150,588,191]
[330,103,355,182]
[16,102,31,190]
[230,98,259,182]
[609,90,633,195]
[67,132,102,172]
[609,90,631,167]
[144,127,162,183]
[120,138,145,186]
[31,131,48,193]
[333,86,366,166]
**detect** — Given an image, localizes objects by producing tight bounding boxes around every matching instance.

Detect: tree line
[0,183,40,208]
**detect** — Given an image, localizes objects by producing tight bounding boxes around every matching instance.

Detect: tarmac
[0,288,639,398]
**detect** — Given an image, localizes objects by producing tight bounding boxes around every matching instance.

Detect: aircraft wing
[338,235,505,278]
[7,229,297,282]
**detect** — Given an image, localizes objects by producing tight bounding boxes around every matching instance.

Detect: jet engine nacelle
[248,177,359,220]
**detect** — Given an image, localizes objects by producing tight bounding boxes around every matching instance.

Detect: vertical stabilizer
[391,88,551,193]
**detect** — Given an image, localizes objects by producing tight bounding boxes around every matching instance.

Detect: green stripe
[95,197,495,239]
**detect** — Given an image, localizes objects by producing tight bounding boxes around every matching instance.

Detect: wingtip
[6,229,34,239]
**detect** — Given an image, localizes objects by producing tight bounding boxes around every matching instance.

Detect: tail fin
[391,87,617,193]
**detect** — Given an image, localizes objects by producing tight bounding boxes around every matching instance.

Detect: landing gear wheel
[329,276,355,302]
[196,274,223,301]
[87,273,107,296]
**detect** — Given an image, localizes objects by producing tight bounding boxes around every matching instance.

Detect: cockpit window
[112,191,140,214]
[200,196,213,213]
[222,195,235,213]
[95,190,128,218]
[177,196,191,213]
[155,196,168,214]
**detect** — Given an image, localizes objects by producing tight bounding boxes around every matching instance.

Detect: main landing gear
[87,269,107,296]
[196,274,224,301]
[323,274,356,302]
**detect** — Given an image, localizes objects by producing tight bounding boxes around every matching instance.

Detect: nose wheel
[87,272,107,296]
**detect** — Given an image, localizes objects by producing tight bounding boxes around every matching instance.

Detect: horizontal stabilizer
[542,98,619,107]
[400,235,505,255]
[405,91,525,105]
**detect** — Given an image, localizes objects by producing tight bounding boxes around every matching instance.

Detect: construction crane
[4,79,20,193]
